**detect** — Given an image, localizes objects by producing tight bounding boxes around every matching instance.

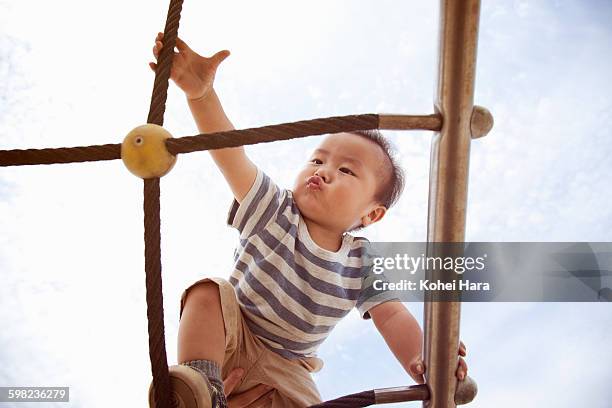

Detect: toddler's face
[292,133,387,232]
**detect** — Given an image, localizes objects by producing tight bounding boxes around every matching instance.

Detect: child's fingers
[456,357,468,381]
[413,372,425,385]
[409,360,426,384]
[152,41,162,59]
[155,33,188,53]
[153,40,183,62]
[210,50,231,69]
[459,340,467,356]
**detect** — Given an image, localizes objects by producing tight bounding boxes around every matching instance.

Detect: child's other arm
[369,302,468,384]
[151,33,256,203]
[369,302,424,382]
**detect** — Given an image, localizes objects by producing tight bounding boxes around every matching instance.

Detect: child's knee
[184,281,222,309]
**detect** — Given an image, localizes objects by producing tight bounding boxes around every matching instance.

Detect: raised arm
[186,89,257,204]
[150,33,256,203]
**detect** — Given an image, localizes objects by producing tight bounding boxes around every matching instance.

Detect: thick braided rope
[144,178,172,408]
[166,114,379,154]
[0,113,379,167]
[144,1,184,408]
[0,115,381,166]
[0,144,121,166]
[147,2,183,126]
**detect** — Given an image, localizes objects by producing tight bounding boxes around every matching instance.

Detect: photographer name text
[373,279,490,291]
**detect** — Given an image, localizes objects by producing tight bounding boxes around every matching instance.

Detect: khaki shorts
[180,277,325,408]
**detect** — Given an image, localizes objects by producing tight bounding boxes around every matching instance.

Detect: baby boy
[148,33,468,408]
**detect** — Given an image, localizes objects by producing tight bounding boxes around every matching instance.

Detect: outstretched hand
[408,340,468,385]
[150,32,230,101]
[223,368,275,408]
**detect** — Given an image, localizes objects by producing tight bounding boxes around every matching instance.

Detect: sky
[1,0,611,407]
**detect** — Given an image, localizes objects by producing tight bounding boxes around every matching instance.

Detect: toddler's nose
[314,170,327,183]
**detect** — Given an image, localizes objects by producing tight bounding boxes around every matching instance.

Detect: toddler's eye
[340,167,355,176]
[310,158,323,164]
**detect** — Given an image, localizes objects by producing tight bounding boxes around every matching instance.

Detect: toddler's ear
[362,206,386,227]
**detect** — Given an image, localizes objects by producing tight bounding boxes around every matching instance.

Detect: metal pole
[378,114,442,131]
[423,1,482,407]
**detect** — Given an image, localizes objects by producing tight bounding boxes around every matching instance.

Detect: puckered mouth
[306,175,323,190]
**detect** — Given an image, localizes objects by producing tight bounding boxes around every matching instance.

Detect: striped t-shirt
[226,167,399,359]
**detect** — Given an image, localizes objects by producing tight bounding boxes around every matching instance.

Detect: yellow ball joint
[121,124,177,179]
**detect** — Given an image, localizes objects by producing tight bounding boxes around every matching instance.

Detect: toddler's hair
[347,129,405,232]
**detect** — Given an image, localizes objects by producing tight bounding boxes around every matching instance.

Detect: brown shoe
[148,365,218,408]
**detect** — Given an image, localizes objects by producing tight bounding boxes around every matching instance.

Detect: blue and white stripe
[226,167,399,359]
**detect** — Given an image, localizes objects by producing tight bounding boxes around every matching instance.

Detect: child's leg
[177,281,226,366]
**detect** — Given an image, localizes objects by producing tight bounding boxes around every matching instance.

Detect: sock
[181,359,228,408]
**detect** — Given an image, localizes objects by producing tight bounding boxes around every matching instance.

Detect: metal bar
[374,385,430,404]
[378,114,442,131]
[423,1,482,408]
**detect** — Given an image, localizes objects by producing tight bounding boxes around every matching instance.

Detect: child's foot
[148,364,222,408]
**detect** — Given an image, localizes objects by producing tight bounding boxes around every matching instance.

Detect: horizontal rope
[165,114,379,155]
[0,113,441,167]
[0,114,377,167]
[0,144,121,167]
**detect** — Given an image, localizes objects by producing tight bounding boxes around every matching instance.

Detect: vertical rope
[144,1,184,407]
[144,178,172,408]
[147,0,185,127]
